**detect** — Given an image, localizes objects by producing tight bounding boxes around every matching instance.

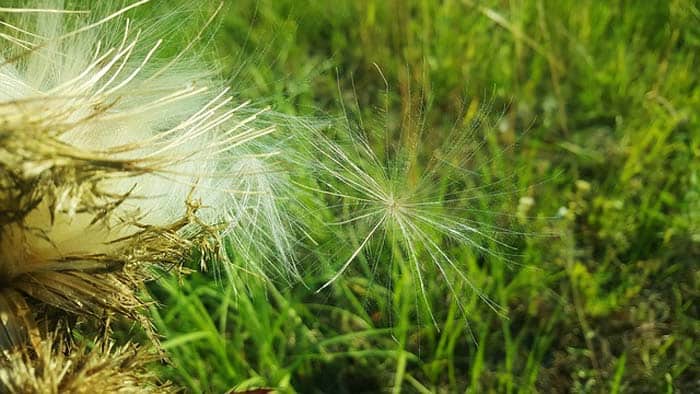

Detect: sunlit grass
[147,0,696,392]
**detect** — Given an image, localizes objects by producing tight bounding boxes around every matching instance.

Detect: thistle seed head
[0,1,294,347]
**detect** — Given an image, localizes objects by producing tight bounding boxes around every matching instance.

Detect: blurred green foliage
[148,0,699,392]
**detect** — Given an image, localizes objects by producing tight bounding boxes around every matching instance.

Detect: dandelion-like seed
[304,92,517,327]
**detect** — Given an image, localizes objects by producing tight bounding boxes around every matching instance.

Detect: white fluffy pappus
[0,0,299,337]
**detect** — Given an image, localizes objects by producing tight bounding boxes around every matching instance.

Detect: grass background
[142,1,699,392]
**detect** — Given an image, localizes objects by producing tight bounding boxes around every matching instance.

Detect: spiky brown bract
[0,334,175,394]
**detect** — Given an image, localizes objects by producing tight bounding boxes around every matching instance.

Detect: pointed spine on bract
[0,332,175,394]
